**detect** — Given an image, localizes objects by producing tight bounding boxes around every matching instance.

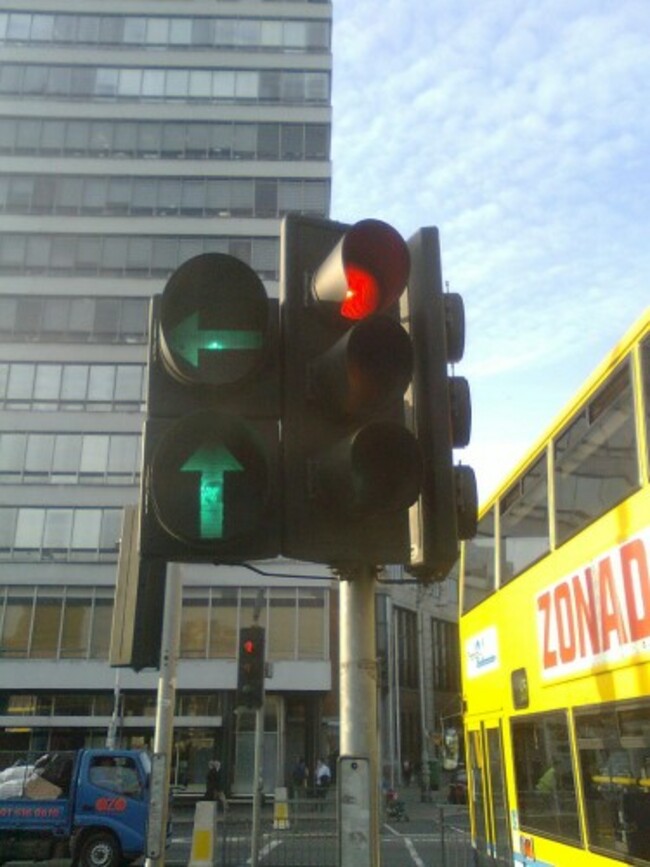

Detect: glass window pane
[298,587,327,659]
[107,435,137,474]
[500,456,549,583]
[554,363,638,545]
[31,591,63,658]
[268,589,296,659]
[576,701,650,859]
[181,588,208,657]
[208,588,238,658]
[71,509,102,549]
[90,595,112,658]
[61,365,89,401]
[0,433,26,474]
[80,435,109,473]
[512,712,580,842]
[99,510,121,551]
[34,364,62,400]
[25,434,54,473]
[1,589,33,656]
[88,366,115,401]
[60,590,91,658]
[169,18,191,45]
[462,508,496,614]
[123,17,146,44]
[53,434,82,474]
[43,509,72,549]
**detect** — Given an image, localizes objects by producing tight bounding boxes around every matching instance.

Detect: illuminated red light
[341,264,379,320]
[243,639,255,654]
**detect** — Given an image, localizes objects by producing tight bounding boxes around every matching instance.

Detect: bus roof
[477,305,650,515]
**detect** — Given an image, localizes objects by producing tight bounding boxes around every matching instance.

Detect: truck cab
[0,748,154,867]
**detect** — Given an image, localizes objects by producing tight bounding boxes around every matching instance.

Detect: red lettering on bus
[554,582,576,664]
[598,555,628,651]
[621,538,650,641]
[537,591,557,669]
[572,567,601,658]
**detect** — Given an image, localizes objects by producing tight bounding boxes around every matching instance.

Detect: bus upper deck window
[554,362,638,546]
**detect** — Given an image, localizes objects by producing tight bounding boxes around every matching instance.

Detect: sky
[330,0,650,503]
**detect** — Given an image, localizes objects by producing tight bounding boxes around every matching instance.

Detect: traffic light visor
[313,220,410,320]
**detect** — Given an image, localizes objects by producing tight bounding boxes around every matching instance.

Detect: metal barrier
[178,794,476,867]
[435,806,476,867]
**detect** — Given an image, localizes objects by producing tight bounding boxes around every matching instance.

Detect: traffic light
[406,227,478,580]
[140,253,280,563]
[280,215,423,566]
[110,505,166,671]
[236,625,266,709]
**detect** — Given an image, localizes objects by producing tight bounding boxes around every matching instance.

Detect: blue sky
[330,0,650,502]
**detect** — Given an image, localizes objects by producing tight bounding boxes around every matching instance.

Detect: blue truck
[0,748,158,866]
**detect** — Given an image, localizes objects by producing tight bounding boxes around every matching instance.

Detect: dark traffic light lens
[318,422,422,517]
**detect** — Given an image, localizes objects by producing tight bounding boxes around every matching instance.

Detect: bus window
[554,362,638,546]
[576,701,650,861]
[461,508,495,615]
[511,711,580,843]
[499,455,549,585]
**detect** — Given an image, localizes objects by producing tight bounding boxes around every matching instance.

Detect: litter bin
[428,760,440,791]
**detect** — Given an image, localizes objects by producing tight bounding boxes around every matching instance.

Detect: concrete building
[0,0,461,794]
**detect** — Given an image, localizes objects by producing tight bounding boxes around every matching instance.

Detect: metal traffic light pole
[145,563,183,867]
[339,565,381,867]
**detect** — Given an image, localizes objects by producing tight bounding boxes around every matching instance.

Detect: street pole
[250,704,264,866]
[339,565,380,867]
[145,563,182,867]
[417,594,431,797]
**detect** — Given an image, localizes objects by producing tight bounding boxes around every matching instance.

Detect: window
[395,607,418,689]
[576,701,650,860]
[431,618,460,691]
[554,363,639,545]
[208,588,238,658]
[89,755,142,798]
[297,588,325,659]
[180,588,208,658]
[500,456,549,583]
[462,508,496,613]
[511,712,580,843]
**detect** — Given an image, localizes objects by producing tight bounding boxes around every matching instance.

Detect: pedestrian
[291,756,307,796]
[315,758,331,797]
[205,760,228,812]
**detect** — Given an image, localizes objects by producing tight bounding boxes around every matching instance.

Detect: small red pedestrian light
[243,638,255,655]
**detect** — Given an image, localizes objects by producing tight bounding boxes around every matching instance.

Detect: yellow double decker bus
[459,308,650,866]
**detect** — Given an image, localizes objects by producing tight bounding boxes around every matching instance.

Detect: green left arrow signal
[181,445,244,539]
[170,312,262,367]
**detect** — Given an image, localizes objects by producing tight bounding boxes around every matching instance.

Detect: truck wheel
[77,831,121,867]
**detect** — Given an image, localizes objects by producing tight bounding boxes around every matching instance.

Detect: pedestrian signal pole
[144,563,182,867]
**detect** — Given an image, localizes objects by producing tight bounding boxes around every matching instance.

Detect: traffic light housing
[406,227,478,580]
[110,506,166,672]
[140,253,280,563]
[280,215,423,567]
[236,625,266,709]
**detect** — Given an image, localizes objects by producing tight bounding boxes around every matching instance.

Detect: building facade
[0,0,462,796]
[0,0,333,794]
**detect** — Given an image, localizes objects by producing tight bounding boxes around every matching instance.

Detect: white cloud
[331,0,650,494]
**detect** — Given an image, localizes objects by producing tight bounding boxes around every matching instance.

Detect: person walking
[205,759,228,812]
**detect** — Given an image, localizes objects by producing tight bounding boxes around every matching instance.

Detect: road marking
[404,836,426,867]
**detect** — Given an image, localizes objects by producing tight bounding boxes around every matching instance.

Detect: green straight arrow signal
[170,312,262,367]
[181,445,244,538]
